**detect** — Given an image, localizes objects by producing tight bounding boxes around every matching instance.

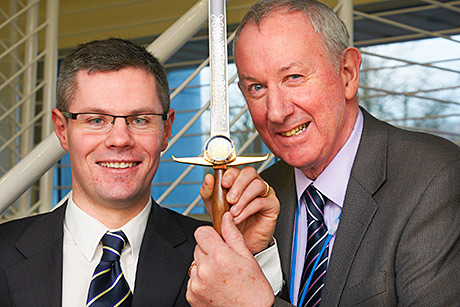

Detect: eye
[289,74,301,80]
[252,84,264,91]
[130,115,150,127]
[86,115,109,126]
[246,83,265,97]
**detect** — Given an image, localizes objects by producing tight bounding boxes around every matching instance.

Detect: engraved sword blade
[209,0,229,138]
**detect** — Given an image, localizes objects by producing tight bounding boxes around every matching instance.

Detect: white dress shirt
[62,195,150,307]
[62,194,282,306]
[290,110,363,304]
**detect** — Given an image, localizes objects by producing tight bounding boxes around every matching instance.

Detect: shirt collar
[295,109,363,208]
[64,192,151,262]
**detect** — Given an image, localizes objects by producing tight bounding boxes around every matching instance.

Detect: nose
[266,86,294,124]
[104,117,135,148]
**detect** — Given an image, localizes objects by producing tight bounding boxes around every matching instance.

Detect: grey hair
[233,0,350,71]
[57,38,170,112]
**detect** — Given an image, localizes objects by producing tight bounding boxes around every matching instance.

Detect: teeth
[281,123,308,137]
[98,162,137,169]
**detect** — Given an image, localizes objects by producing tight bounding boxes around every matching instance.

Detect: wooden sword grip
[211,165,230,236]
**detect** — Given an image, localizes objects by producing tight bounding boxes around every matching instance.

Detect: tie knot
[101,231,128,262]
[304,185,325,222]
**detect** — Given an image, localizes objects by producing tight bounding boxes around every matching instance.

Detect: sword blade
[209,0,229,138]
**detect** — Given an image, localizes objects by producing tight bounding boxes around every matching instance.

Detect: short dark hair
[57,38,170,112]
[234,0,350,71]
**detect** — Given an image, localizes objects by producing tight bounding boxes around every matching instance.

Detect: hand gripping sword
[172,0,268,235]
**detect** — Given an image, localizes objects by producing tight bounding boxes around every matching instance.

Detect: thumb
[200,173,214,217]
[221,212,253,258]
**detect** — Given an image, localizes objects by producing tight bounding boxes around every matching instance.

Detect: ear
[161,108,175,151]
[52,108,70,151]
[340,47,362,100]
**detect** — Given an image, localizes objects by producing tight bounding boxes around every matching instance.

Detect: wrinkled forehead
[235,11,321,62]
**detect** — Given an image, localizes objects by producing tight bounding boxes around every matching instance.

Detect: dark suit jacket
[263,109,460,306]
[0,199,208,306]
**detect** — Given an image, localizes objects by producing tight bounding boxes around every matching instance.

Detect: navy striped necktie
[87,231,133,307]
[299,185,328,307]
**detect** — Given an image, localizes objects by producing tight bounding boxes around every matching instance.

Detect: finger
[221,212,253,259]
[225,167,260,204]
[193,242,206,266]
[186,263,200,305]
[233,193,279,225]
[230,177,270,217]
[220,167,240,189]
[200,173,215,216]
[194,225,226,254]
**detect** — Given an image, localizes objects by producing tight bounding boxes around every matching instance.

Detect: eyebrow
[280,62,305,72]
[238,75,259,83]
[238,61,307,83]
[72,107,158,114]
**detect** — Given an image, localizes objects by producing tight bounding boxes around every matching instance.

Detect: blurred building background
[0,0,459,221]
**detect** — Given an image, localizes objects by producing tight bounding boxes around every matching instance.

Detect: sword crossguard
[172,135,269,235]
[172,135,269,167]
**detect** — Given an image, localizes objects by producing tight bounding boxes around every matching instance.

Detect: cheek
[140,134,164,160]
[67,133,96,161]
[247,103,267,128]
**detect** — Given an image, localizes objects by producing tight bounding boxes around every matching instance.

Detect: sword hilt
[211,164,229,235]
[172,135,269,235]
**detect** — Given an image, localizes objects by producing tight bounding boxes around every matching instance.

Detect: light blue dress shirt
[291,110,363,304]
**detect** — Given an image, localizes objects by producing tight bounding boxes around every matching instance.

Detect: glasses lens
[127,114,163,131]
[77,113,113,132]
[71,113,164,133]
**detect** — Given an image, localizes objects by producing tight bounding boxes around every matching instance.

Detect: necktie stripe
[305,191,325,217]
[305,287,323,307]
[87,231,133,307]
[87,272,125,306]
[307,270,327,293]
[106,232,127,246]
[92,268,111,280]
[114,291,132,307]
[103,246,122,257]
[307,226,323,241]
[307,231,327,251]
[299,185,328,307]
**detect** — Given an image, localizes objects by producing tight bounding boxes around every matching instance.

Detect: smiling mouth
[98,162,139,169]
[280,123,309,137]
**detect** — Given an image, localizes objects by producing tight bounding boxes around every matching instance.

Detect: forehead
[71,68,160,113]
[235,11,326,74]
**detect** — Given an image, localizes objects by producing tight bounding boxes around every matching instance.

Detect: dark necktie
[299,185,328,307]
[87,231,133,307]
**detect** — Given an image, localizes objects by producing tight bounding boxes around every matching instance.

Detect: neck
[302,102,359,180]
[72,194,149,229]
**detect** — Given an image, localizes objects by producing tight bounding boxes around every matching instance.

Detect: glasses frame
[61,110,169,126]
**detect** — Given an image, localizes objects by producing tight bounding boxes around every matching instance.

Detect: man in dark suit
[186,0,460,306]
[0,38,280,306]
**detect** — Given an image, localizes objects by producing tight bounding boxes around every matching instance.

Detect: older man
[187,1,460,306]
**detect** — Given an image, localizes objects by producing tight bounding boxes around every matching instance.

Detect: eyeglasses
[61,111,168,133]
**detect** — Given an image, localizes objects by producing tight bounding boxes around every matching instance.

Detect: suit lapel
[262,161,297,300]
[322,109,387,306]
[133,201,194,306]
[6,204,65,307]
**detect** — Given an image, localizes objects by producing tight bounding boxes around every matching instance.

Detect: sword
[172,0,268,235]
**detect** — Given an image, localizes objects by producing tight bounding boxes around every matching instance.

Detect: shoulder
[362,109,460,171]
[0,213,48,249]
[261,160,294,182]
[0,209,63,279]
